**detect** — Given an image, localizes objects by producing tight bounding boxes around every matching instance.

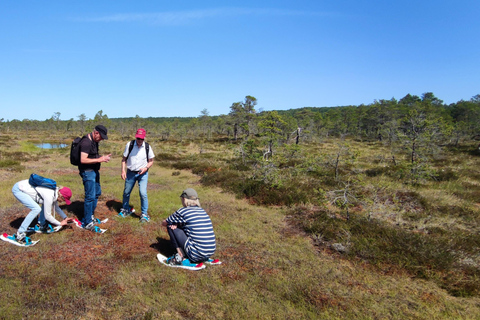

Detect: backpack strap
[126,140,150,160]
[32,186,43,201]
[126,140,135,160]
[32,186,58,203]
[145,142,150,160]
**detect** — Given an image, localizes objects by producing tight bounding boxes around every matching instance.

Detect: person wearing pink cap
[11,178,74,245]
[120,128,155,222]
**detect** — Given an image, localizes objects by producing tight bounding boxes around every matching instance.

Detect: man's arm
[80,152,111,164]
[121,156,128,180]
[139,158,153,175]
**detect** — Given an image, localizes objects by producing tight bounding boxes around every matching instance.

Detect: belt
[128,169,141,174]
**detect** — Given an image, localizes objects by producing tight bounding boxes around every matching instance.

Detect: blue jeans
[122,170,149,214]
[80,170,101,226]
[12,183,42,234]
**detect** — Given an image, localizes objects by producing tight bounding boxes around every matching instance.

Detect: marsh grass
[0,136,480,318]
[158,138,480,298]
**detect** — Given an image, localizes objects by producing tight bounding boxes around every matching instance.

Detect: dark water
[35,143,68,149]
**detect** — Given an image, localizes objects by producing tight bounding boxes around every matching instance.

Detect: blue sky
[1,1,479,121]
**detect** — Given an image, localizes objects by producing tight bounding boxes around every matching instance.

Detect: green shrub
[364,166,389,177]
[20,141,39,152]
[0,159,20,168]
[288,206,480,297]
[433,168,458,181]
[0,159,24,172]
[201,169,242,188]
[155,153,181,161]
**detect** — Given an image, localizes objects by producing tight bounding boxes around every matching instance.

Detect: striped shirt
[166,206,216,262]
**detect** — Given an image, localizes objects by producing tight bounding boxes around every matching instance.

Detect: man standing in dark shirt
[78,125,111,232]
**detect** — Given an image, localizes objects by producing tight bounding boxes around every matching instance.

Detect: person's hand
[60,218,73,226]
[102,154,112,163]
[139,167,147,175]
[169,224,177,230]
[121,171,126,180]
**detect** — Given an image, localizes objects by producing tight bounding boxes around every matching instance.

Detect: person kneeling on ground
[12,178,74,244]
[161,188,217,268]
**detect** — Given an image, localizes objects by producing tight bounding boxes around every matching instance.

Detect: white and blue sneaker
[118,208,135,218]
[166,254,205,270]
[205,258,222,265]
[139,214,150,223]
[166,253,184,265]
[15,232,32,246]
[84,222,103,233]
[34,223,54,233]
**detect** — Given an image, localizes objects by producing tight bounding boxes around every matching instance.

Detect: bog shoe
[35,223,54,233]
[140,214,150,223]
[179,258,205,270]
[166,253,184,265]
[205,258,222,265]
[166,254,205,270]
[118,208,135,218]
[84,222,102,233]
[15,232,32,245]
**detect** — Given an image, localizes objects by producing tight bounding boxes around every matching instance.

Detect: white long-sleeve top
[17,179,67,226]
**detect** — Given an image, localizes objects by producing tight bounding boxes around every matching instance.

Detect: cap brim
[65,199,72,205]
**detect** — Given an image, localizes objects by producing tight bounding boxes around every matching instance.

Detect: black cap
[95,125,108,140]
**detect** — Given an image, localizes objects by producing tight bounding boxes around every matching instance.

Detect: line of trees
[1,93,480,150]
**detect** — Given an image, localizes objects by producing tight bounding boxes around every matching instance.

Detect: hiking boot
[83,222,102,233]
[15,232,32,245]
[118,208,135,218]
[139,214,150,223]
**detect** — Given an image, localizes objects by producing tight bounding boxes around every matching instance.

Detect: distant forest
[2,92,480,147]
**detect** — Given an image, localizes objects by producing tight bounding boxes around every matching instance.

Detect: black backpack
[70,136,85,165]
[126,140,150,160]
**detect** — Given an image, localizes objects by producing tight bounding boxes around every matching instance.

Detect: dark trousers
[167,226,187,253]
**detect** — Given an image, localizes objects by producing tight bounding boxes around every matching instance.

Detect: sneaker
[205,258,222,265]
[34,223,54,233]
[166,253,183,265]
[83,222,102,233]
[91,216,102,224]
[165,254,205,270]
[118,208,135,218]
[15,232,32,245]
[139,214,150,223]
[180,258,205,270]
